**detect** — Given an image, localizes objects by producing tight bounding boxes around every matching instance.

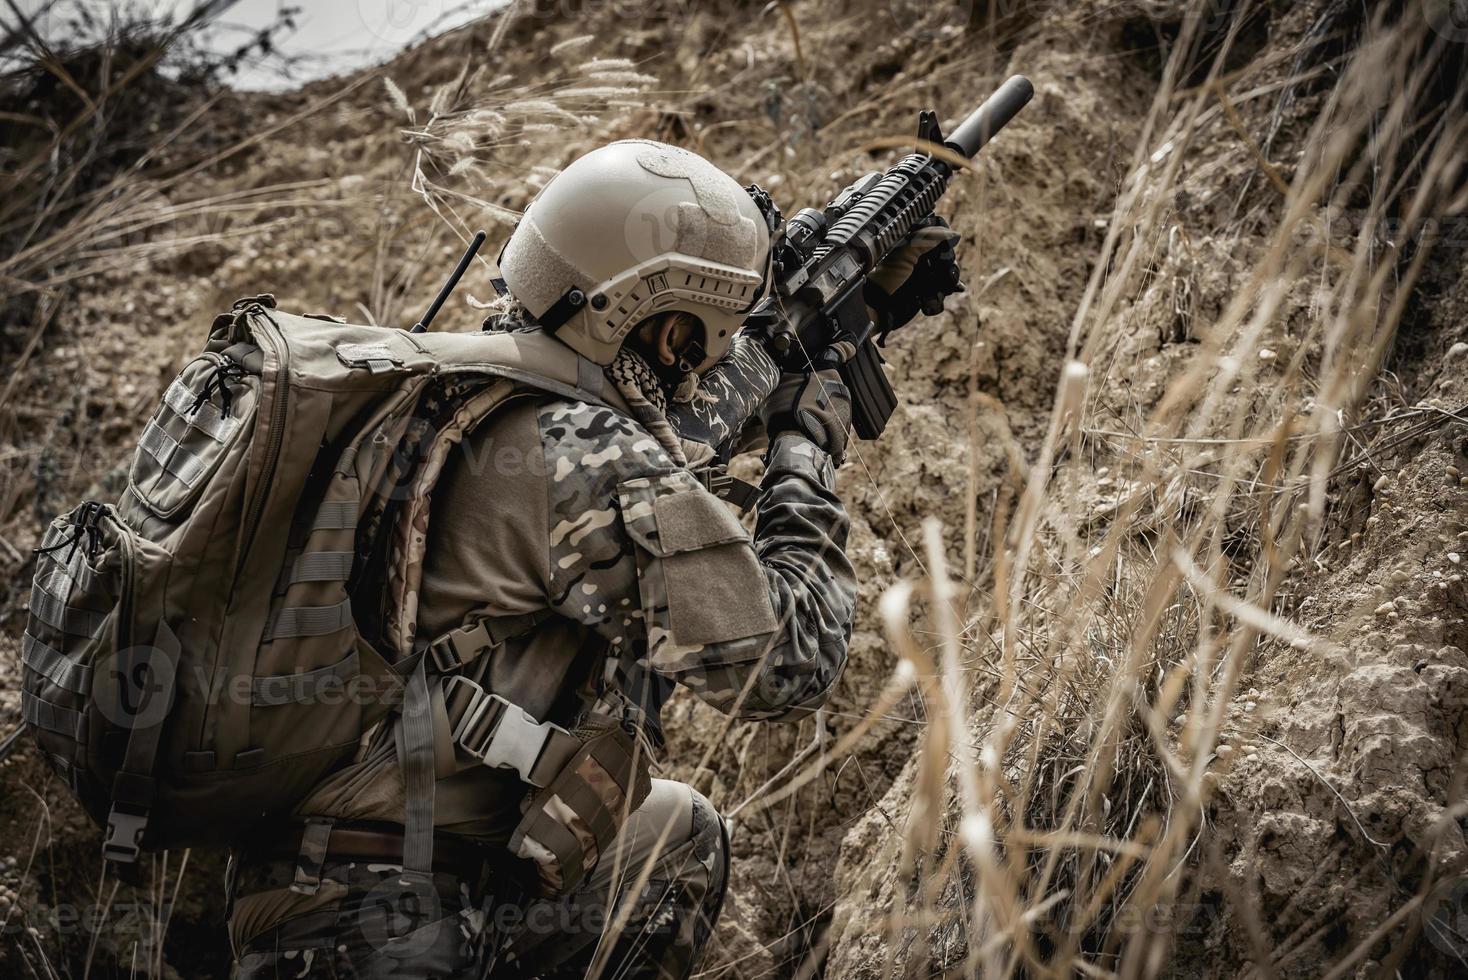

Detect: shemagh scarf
[605,347,720,470]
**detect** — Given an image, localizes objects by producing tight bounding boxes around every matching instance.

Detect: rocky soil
[1,0,1464,977]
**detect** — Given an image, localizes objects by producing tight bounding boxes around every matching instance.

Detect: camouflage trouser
[229,780,728,980]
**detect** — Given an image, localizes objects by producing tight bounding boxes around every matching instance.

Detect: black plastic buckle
[696,466,735,500]
[103,806,147,864]
[697,466,760,510]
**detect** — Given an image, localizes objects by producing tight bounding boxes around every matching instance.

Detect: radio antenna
[410,230,487,333]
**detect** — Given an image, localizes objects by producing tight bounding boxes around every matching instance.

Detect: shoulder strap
[410,330,631,417]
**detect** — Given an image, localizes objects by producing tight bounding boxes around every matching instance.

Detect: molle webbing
[252,651,360,706]
[24,694,84,739]
[287,551,355,584]
[22,632,93,694]
[161,379,242,442]
[27,582,107,639]
[138,420,210,488]
[311,501,357,531]
[263,599,354,640]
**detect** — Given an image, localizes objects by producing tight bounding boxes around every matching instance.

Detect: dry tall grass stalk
[389,51,662,242]
[746,4,1465,976]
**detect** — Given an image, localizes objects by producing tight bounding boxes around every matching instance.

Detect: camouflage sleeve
[540,402,855,721]
[665,331,780,456]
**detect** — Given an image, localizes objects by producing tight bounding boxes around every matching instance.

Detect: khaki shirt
[300,379,855,841]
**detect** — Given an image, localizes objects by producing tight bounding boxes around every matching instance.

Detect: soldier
[226,139,960,979]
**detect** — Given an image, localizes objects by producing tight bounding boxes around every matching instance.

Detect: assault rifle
[744,74,1034,439]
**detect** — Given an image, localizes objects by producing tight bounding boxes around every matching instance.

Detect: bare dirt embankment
[2,1,1465,977]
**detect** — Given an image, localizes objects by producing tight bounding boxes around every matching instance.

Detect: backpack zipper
[237,313,290,574]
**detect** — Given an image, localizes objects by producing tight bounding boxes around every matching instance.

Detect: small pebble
[1449,553,1462,565]
[1259,348,1277,361]
[1375,601,1396,617]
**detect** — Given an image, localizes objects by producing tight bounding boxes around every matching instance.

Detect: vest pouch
[128,352,257,519]
[22,501,173,828]
[508,716,653,897]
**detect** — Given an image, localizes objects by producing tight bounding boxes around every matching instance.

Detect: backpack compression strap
[103,619,181,863]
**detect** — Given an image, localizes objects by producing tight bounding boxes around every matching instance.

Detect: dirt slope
[1,1,1464,977]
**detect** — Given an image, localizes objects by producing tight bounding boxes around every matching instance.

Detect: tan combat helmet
[498,139,771,370]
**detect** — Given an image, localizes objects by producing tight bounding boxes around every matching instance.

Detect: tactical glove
[760,370,852,464]
[864,216,964,337]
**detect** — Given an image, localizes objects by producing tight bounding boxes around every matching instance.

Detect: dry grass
[720,3,1468,976]
[382,40,663,301]
[2,0,1466,977]
[0,8,664,976]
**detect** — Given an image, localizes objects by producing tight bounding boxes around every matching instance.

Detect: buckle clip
[695,465,760,510]
[425,622,490,674]
[426,634,464,673]
[446,677,569,787]
[103,806,147,864]
[697,465,733,496]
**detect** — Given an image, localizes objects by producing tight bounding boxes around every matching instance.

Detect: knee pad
[688,789,731,929]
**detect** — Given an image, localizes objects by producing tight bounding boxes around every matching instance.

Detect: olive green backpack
[21,295,632,865]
